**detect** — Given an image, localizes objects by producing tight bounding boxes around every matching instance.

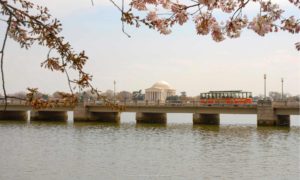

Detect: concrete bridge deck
[86,101,299,115]
[86,104,258,114]
[0,100,299,126]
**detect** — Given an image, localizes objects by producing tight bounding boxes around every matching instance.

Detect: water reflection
[192,124,220,132]
[256,126,291,141]
[29,120,68,126]
[0,120,29,129]
[0,120,28,124]
[73,122,121,129]
[0,117,299,179]
[257,126,291,132]
[135,123,167,129]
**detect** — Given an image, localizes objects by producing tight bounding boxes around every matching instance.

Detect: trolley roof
[202,90,252,93]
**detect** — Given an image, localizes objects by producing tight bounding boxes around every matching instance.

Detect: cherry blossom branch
[110,0,299,50]
[0,0,123,110]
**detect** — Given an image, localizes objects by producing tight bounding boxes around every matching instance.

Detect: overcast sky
[2,0,300,96]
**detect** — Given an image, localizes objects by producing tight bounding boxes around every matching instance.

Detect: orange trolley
[200,90,253,105]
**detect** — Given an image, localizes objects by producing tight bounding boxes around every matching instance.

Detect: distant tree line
[1,90,299,103]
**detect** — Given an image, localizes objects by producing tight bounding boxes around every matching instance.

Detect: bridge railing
[85,100,258,108]
[272,101,300,108]
[0,99,75,108]
[0,99,27,105]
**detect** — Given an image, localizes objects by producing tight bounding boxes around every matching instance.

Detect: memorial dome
[151,81,172,89]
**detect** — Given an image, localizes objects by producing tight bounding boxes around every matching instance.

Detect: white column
[151,91,153,101]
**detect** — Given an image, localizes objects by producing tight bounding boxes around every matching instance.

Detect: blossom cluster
[124,0,300,50]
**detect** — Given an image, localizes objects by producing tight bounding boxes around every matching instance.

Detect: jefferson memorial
[145,81,176,103]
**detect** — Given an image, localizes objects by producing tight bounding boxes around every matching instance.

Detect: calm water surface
[0,114,299,180]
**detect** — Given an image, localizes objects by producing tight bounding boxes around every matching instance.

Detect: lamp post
[113,80,116,103]
[281,78,284,100]
[264,74,267,100]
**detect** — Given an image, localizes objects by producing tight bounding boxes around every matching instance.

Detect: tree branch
[122,0,131,38]
[231,0,250,20]
[0,14,12,110]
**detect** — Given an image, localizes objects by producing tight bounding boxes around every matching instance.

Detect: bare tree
[117,91,133,102]
[101,90,114,100]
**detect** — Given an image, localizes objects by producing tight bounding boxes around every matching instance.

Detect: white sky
[2,0,300,96]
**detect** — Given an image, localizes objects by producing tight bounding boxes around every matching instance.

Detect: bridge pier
[257,100,290,126]
[89,112,120,123]
[136,112,167,124]
[0,111,28,121]
[30,111,68,121]
[73,106,89,122]
[257,114,290,126]
[193,113,220,125]
[74,106,120,123]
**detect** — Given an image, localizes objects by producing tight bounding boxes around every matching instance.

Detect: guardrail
[0,100,27,105]
[85,101,258,108]
[272,101,300,108]
[0,100,75,108]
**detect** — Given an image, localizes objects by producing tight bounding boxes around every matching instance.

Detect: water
[0,114,299,180]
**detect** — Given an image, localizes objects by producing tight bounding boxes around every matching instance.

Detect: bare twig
[61,57,74,94]
[109,0,122,12]
[110,0,131,38]
[46,48,74,94]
